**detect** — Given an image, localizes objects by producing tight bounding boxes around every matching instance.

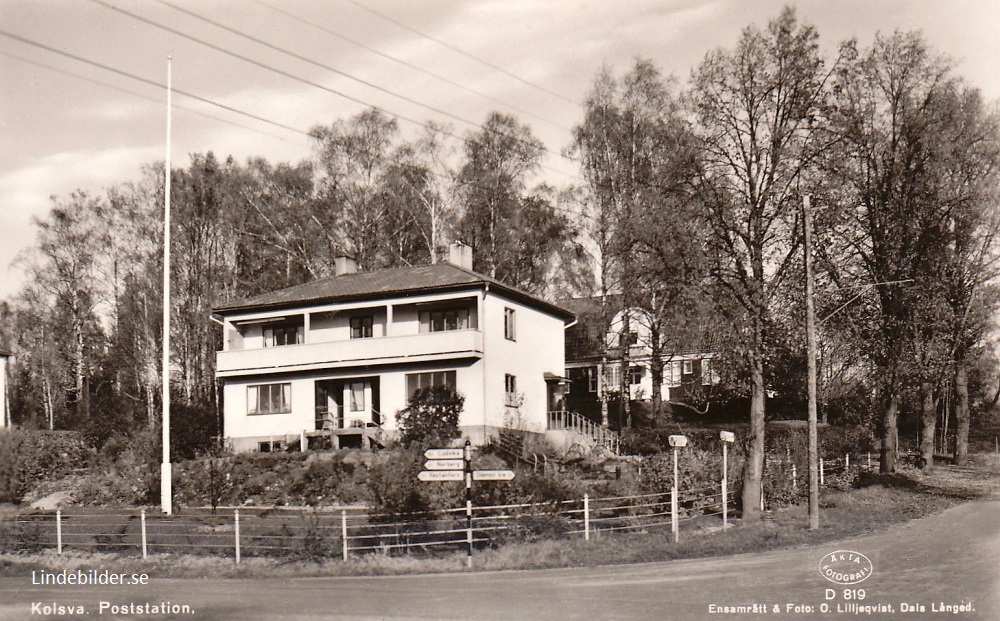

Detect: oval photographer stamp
[818,550,873,585]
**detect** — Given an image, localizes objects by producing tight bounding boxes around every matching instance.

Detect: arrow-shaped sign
[417,470,465,482]
[424,448,465,460]
[423,459,465,471]
[472,470,516,481]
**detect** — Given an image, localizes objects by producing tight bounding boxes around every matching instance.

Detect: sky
[1,0,998,300]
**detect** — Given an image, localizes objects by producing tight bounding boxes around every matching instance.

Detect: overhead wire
[89,0,582,181]
[0,28,309,137]
[0,50,308,147]
[341,0,577,106]
[249,0,574,134]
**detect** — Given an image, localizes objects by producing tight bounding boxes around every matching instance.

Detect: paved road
[2,501,997,621]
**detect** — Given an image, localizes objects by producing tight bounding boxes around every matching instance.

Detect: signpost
[472,470,516,481]
[418,440,516,567]
[417,470,465,482]
[720,430,735,528]
[423,459,466,471]
[424,448,464,460]
[669,435,688,543]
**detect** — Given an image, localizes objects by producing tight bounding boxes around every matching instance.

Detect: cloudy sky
[1,0,998,300]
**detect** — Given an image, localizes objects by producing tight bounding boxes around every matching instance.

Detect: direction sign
[423,459,465,471]
[417,470,465,482]
[472,470,516,481]
[424,448,465,460]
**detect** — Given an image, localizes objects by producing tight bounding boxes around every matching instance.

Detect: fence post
[792,464,798,491]
[867,452,871,470]
[140,510,147,559]
[820,458,825,486]
[845,454,850,474]
[56,509,62,555]
[234,509,241,565]
[671,488,678,543]
[341,510,348,561]
[583,494,590,542]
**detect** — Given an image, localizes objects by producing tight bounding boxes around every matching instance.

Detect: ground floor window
[406,370,457,398]
[350,381,366,411]
[248,383,291,415]
[505,374,517,406]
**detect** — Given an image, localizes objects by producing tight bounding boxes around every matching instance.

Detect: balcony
[217,329,483,377]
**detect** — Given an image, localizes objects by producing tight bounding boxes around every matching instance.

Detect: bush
[0,430,91,504]
[396,386,464,448]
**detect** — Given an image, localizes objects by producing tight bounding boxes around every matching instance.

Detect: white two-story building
[213,243,575,452]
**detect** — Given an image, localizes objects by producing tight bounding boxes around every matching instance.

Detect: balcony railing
[218,329,483,376]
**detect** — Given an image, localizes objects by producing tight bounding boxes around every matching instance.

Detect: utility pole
[161,55,173,515]
[804,194,819,530]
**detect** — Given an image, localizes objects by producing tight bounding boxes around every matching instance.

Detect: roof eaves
[214,280,488,315]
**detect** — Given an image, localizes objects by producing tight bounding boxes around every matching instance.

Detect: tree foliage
[396,386,465,448]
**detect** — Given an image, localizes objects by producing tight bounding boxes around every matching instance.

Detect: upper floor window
[419,308,470,333]
[406,370,457,399]
[619,331,638,347]
[629,365,643,385]
[263,323,303,347]
[350,316,373,339]
[683,360,693,375]
[504,374,518,406]
[701,359,714,385]
[666,360,682,386]
[604,365,621,391]
[504,307,516,341]
[248,383,291,415]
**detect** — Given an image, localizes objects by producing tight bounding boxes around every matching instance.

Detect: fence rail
[3,452,877,564]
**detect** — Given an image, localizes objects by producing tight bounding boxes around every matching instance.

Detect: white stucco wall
[223,361,486,451]
[481,292,566,435]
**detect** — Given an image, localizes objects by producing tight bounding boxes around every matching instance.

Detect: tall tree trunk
[919,381,936,471]
[620,308,631,430]
[742,354,766,520]
[953,361,970,466]
[880,392,899,473]
[650,322,663,425]
[42,372,54,431]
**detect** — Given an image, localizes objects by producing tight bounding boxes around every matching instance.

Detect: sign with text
[423,459,465,471]
[472,470,516,481]
[417,470,465,482]
[424,448,465,460]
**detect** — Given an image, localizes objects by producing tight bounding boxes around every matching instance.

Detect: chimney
[334,256,358,276]
[448,241,473,271]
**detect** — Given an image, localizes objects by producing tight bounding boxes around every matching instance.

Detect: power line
[0,50,308,147]
[250,0,573,134]
[342,0,577,107]
[143,0,486,132]
[0,29,310,137]
[90,0,581,181]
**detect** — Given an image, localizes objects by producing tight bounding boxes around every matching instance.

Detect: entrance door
[314,381,343,430]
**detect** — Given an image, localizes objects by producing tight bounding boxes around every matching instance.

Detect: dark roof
[214,262,575,322]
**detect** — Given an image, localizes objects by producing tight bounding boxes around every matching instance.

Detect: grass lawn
[2,455,998,579]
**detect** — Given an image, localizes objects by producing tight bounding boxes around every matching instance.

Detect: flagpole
[161,54,173,515]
